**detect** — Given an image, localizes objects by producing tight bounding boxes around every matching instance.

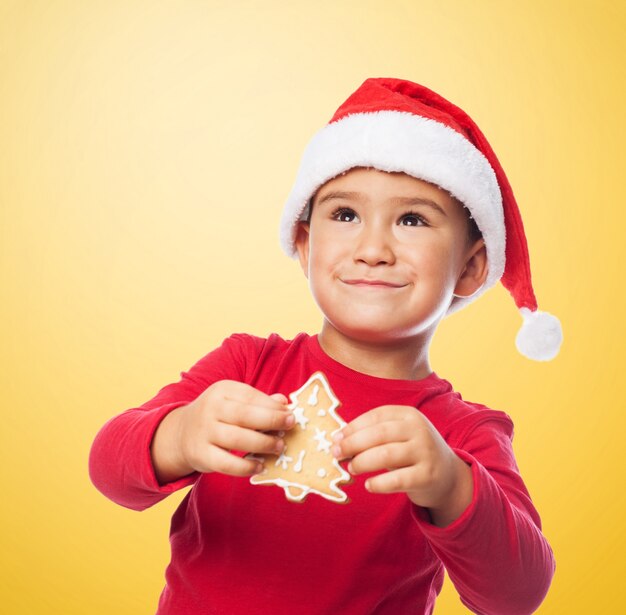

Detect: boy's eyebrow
[316,190,447,217]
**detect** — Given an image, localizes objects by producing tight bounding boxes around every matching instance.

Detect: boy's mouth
[341,278,407,288]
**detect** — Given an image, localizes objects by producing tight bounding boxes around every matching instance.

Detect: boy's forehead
[313,167,459,210]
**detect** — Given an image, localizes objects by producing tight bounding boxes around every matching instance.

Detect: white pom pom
[515,307,563,361]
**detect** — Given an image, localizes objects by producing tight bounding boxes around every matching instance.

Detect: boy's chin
[325,319,423,345]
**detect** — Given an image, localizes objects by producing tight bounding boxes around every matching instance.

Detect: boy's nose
[353,225,396,266]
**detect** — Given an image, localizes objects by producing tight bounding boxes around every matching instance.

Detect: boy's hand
[332,405,473,527]
[151,380,295,483]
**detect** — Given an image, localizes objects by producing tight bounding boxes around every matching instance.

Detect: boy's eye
[400,212,427,227]
[331,207,358,223]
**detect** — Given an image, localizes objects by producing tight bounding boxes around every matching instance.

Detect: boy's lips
[341,278,408,288]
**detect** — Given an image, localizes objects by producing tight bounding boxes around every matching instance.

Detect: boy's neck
[317,322,433,381]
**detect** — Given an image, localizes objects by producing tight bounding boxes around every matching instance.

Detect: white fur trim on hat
[280,110,505,315]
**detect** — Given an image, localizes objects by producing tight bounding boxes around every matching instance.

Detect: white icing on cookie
[313,427,331,454]
[285,485,310,500]
[292,406,309,430]
[317,409,327,417]
[317,468,327,478]
[293,449,306,472]
[275,451,293,470]
[307,384,320,405]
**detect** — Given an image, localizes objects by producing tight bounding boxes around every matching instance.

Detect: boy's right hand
[151,381,294,484]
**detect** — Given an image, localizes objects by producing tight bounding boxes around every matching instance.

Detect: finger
[348,442,413,475]
[340,405,416,439]
[189,444,263,477]
[270,393,289,404]
[213,422,285,456]
[336,420,410,460]
[365,466,419,495]
[224,381,289,411]
[219,398,295,432]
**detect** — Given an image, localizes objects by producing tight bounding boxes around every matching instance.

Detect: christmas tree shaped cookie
[248,372,351,503]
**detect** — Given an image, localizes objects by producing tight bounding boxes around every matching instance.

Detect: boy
[89,78,562,614]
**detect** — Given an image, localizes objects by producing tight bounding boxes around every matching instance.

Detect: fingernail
[347,461,354,474]
[332,431,344,442]
[274,440,284,454]
[285,415,295,428]
[331,444,341,458]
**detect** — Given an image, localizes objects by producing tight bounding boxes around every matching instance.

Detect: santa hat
[279,77,563,361]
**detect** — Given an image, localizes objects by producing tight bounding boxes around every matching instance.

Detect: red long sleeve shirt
[89,332,555,614]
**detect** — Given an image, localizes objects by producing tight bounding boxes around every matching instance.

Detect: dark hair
[462,203,483,246]
[304,198,313,223]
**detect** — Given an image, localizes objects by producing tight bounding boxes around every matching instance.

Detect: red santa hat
[280,77,563,361]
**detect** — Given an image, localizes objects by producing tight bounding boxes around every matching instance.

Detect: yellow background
[1,1,624,612]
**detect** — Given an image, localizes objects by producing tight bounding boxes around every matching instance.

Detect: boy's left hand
[332,405,473,526]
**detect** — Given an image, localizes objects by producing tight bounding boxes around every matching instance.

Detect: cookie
[247,371,351,503]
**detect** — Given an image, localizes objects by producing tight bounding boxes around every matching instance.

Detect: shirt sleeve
[411,415,555,615]
[88,333,259,511]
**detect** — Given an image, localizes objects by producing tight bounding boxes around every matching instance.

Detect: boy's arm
[336,406,554,613]
[89,399,199,511]
[88,334,257,511]
[412,416,555,615]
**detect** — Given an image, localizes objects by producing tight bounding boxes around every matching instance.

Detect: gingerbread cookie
[247,372,351,503]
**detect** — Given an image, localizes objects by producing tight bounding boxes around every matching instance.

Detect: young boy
[89,78,562,614]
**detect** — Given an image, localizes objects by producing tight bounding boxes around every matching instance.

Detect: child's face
[294,167,487,344]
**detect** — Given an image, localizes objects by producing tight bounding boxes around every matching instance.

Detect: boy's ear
[294,221,311,279]
[453,239,489,299]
